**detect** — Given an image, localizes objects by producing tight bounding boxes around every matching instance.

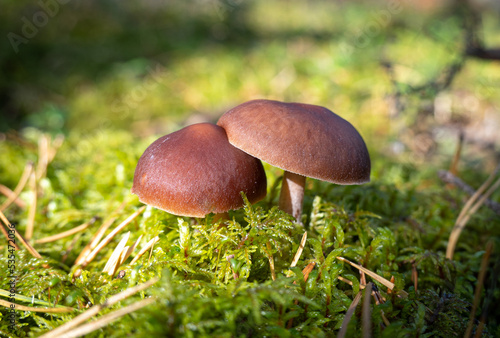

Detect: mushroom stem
[278,171,306,221]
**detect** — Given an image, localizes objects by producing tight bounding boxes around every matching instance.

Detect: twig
[0,162,33,212]
[58,298,156,338]
[0,298,73,313]
[465,240,494,338]
[39,278,158,338]
[438,170,500,216]
[337,291,363,338]
[36,219,96,244]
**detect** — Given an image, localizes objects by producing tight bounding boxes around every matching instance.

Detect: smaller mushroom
[131,123,267,218]
[217,99,370,222]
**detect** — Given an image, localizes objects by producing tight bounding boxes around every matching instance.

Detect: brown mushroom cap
[131,123,267,217]
[217,99,370,184]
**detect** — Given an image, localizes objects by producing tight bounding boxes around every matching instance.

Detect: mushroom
[217,99,370,221]
[131,123,267,218]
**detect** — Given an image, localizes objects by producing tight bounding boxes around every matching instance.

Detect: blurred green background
[1,0,499,154]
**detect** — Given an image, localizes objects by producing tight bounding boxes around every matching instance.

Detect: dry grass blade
[15,229,42,258]
[130,236,160,265]
[119,235,142,266]
[74,202,127,266]
[455,164,500,226]
[74,213,121,266]
[0,185,26,208]
[36,134,49,180]
[103,232,130,276]
[362,283,372,338]
[290,231,307,268]
[0,209,41,258]
[438,170,500,216]
[84,206,146,266]
[39,278,158,338]
[301,261,316,281]
[36,219,95,244]
[0,298,73,313]
[338,276,391,326]
[447,172,500,259]
[336,257,395,290]
[339,275,367,290]
[266,241,276,281]
[25,170,37,240]
[0,217,20,250]
[0,162,33,212]
[48,134,65,163]
[449,131,464,176]
[58,297,156,338]
[465,240,494,338]
[411,262,418,292]
[337,291,363,338]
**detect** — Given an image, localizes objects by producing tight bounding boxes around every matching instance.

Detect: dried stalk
[0,185,26,208]
[103,232,130,275]
[447,168,500,259]
[465,241,494,338]
[336,257,395,290]
[0,209,41,258]
[25,170,37,240]
[39,278,158,338]
[0,217,20,250]
[362,282,373,338]
[266,241,276,281]
[290,231,307,268]
[130,236,160,265]
[58,298,156,338]
[337,291,363,338]
[36,218,95,244]
[438,170,500,216]
[0,162,33,211]
[83,206,145,266]
[74,209,123,266]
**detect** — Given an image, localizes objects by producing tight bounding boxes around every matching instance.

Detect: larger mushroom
[217,99,370,221]
[132,123,267,218]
